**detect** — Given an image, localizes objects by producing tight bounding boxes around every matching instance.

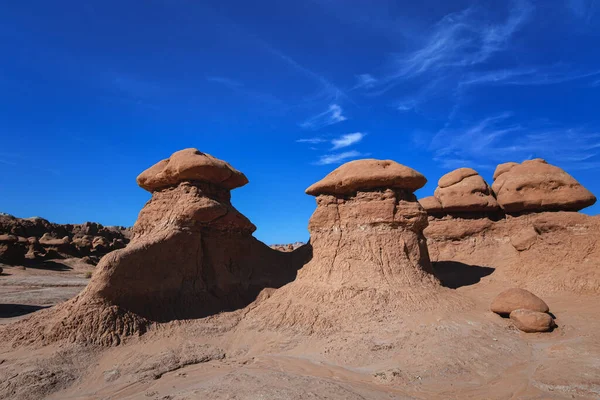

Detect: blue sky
[1,0,599,244]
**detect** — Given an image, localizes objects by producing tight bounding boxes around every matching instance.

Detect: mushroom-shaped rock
[243,159,465,334]
[5,149,306,346]
[510,309,555,333]
[305,159,426,196]
[491,288,549,315]
[137,148,249,192]
[491,159,596,213]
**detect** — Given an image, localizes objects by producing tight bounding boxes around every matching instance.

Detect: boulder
[491,159,596,213]
[422,168,499,216]
[305,159,427,196]
[136,148,248,192]
[510,309,555,333]
[491,288,549,315]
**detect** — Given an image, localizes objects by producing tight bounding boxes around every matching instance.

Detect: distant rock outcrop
[491,158,596,213]
[420,168,498,216]
[245,159,465,334]
[0,214,130,266]
[6,149,306,346]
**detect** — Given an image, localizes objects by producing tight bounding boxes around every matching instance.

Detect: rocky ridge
[0,214,130,266]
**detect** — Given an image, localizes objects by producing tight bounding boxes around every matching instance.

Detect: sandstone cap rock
[490,288,549,315]
[509,309,555,333]
[433,168,498,213]
[137,148,249,192]
[305,159,427,196]
[491,159,596,213]
[438,168,479,188]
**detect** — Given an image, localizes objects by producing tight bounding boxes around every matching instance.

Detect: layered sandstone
[5,149,306,346]
[425,160,600,294]
[420,168,498,216]
[245,159,465,334]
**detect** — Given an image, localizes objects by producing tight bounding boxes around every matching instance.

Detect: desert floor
[1,259,599,400]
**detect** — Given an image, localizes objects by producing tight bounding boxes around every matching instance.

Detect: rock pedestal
[246,159,461,334]
[6,149,305,346]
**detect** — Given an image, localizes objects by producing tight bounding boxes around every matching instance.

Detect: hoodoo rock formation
[425,159,600,293]
[246,159,465,333]
[5,149,306,345]
[492,158,596,213]
[420,168,499,217]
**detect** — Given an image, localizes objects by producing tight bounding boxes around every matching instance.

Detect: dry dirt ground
[1,260,599,400]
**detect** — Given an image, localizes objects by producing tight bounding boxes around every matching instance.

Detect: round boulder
[490,288,549,315]
[491,159,596,213]
[510,309,555,333]
[305,159,427,196]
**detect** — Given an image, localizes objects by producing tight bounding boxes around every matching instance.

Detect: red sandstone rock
[491,288,549,315]
[491,159,596,213]
[244,159,466,335]
[305,159,427,196]
[510,309,555,333]
[136,148,248,192]
[423,168,499,215]
[6,149,305,346]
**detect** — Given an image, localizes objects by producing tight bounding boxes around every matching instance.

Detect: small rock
[510,309,555,333]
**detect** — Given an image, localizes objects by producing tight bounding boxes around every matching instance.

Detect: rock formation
[0,214,130,266]
[420,168,498,217]
[245,159,465,334]
[425,160,600,294]
[492,158,596,213]
[5,149,306,346]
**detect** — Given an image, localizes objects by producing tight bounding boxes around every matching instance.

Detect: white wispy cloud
[300,104,347,130]
[296,137,327,144]
[460,66,600,87]
[354,74,377,89]
[370,0,533,95]
[425,113,600,170]
[314,150,365,165]
[331,132,365,149]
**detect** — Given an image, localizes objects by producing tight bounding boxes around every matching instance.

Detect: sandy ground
[1,261,599,400]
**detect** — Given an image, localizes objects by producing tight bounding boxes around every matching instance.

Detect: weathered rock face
[6,149,306,346]
[420,168,498,216]
[0,214,130,265]
[426,212,600,294]
[492,159,596,213]
[245,159,465,334]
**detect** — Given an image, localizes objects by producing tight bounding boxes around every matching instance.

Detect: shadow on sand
[0,304,50,318]
[433,261,495,289]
